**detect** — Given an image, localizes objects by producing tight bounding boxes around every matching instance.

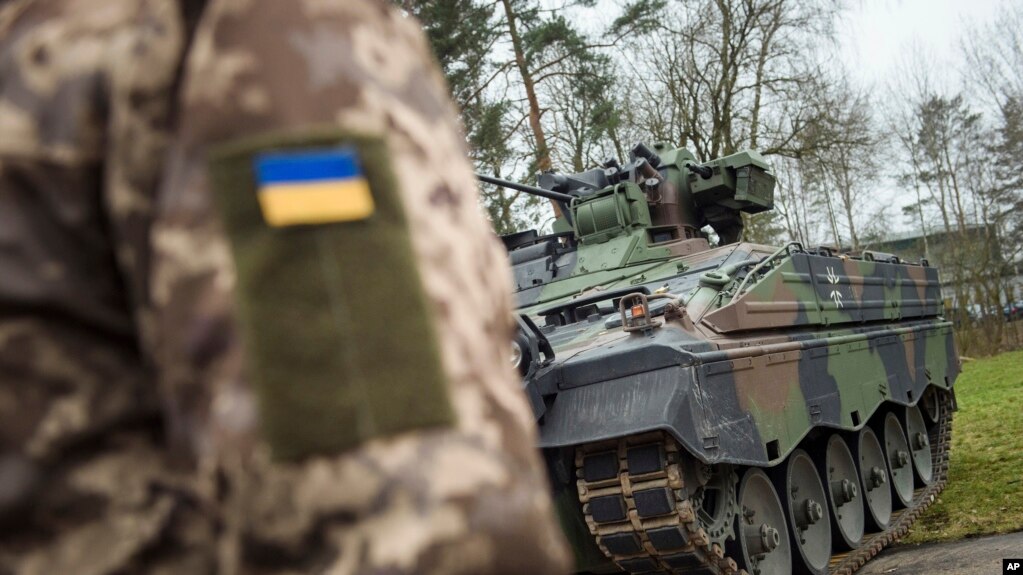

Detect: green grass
[902,349,1023,544]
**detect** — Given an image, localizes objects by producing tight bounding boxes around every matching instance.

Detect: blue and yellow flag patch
[254,148,375,227]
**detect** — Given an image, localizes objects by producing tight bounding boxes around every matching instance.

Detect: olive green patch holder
[209,129,455,461]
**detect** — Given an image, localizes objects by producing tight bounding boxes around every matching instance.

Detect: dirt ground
[857,530,1023,574]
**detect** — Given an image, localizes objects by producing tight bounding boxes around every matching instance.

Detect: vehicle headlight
[511,340,523,370]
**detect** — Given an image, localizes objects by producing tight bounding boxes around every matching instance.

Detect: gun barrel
[687,162,713,179]
[477,174,575,203]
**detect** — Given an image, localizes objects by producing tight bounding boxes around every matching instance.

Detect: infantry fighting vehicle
[484,142,958,575]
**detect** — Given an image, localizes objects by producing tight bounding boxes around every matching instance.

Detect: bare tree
[624,0,843,160]
[961,1,1023,116]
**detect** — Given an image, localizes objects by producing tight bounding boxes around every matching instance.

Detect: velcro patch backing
[209,129,455,461]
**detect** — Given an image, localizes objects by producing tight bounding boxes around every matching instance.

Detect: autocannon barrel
[476,174,575,203]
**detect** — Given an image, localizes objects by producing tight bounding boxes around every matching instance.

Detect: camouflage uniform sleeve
[0,1,217,573]
[152,0,571,573]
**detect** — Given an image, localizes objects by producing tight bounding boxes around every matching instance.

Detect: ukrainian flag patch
[254,148,375,226]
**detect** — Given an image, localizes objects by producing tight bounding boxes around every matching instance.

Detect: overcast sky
[838,0,1005,85]
[835,0,1009,229]
[555,0,1012,233]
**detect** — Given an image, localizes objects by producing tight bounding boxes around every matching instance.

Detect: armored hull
[499,143,958,575]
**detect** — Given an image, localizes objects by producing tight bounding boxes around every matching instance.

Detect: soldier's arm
[151,0,571,572]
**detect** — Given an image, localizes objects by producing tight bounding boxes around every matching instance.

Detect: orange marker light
[631,304,646,319]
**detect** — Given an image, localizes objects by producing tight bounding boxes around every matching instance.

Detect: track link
[575,391,954,575]
[576,432,743,575]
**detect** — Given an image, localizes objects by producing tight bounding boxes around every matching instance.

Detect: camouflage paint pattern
[522,242,957,463]
[505,151,959,571]
[0,0,570,573]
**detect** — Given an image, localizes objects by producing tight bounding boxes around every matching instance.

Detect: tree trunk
[838,159,860,250]
[501,0,551,172]
[749,4,781,150]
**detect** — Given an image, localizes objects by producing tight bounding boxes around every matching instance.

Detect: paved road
[857,531,1023,575]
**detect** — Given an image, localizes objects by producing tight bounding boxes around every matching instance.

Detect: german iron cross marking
[826,266,844,308]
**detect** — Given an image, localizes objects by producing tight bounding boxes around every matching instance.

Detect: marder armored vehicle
[485,143,958,575]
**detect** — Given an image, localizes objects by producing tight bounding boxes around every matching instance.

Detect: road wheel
[729,468,792,575]
[856,426,892,531]
[774,449,831,575]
